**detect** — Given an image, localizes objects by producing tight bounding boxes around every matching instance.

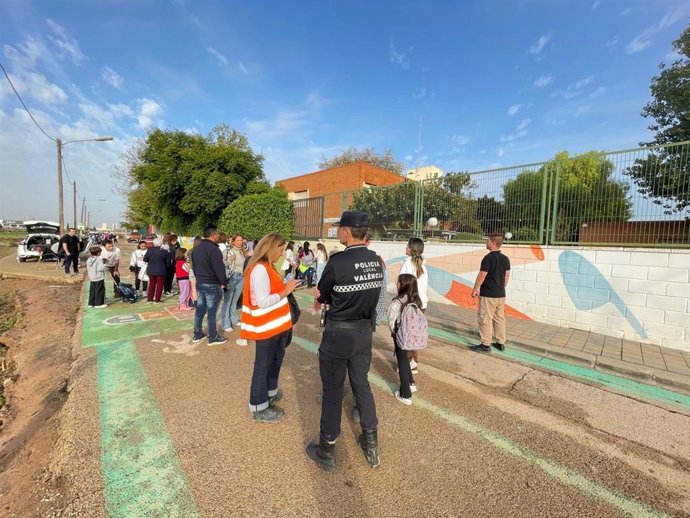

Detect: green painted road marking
[428,326,690,410]
[97,341,201,518]
[291,334,670,518]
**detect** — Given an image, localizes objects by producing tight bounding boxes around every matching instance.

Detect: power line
[0,60,56,142]
[62,155,73,184]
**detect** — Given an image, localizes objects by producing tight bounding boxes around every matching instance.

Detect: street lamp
[57,136,113,234]
[81,197,106,231]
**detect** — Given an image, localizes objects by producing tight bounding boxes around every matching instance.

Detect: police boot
[305,435,336,473]
[358,428,380,468]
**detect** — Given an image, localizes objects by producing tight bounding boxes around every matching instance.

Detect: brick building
[277,161,405,238]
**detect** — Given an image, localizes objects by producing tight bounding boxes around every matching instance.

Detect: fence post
[413,181,423,237]
[550,162,561,245]
[539,163,550,245]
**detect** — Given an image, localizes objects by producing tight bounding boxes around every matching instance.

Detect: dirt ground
[0,278,82,518]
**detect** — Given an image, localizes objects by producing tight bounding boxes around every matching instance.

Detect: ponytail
[407,237,425,278]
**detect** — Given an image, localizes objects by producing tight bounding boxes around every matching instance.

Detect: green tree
[124,125,264,234]
[218,187,294,240]
[504,151,632,241]
[318,146,405,175]
[626,24,690,213]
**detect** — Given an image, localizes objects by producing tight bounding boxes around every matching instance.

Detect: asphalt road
[56,282,690,518]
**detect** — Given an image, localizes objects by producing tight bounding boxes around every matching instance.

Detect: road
[56,283,690,518]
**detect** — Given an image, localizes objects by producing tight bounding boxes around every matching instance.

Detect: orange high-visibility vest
[240,262,292,341]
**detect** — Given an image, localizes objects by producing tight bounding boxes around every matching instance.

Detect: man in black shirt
[470,234,511,353]
[306,211,383,473]
[60,228,81,275]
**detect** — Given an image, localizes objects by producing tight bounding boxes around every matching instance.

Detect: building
[277,161,405,238]
[406,165,444,182]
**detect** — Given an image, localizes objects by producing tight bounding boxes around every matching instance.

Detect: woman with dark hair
[387,274,423,405]
[162,233,180,296]
[188,236,202,306]
[282,240,296,279]
[299,241,316,287]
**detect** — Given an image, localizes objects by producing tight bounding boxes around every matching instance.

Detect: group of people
[282,239,329,288]
[85,211,511,474]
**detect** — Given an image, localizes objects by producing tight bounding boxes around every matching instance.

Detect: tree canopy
[123,125,265,234]
[318,146,405,175]
[627,23,690,213]
[217,186,294,240]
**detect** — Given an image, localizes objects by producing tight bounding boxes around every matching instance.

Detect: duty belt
[326,319,372,330]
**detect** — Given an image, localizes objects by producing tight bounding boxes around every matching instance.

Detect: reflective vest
[240,262,292,341]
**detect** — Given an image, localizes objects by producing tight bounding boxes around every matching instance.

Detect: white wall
[370,241,690,352]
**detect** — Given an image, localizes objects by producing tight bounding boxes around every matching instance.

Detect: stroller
[110,271,138,304]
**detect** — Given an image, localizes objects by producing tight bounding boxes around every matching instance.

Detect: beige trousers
[478,297,506,346]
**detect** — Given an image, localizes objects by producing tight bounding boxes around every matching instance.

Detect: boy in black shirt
[470,234,511,353]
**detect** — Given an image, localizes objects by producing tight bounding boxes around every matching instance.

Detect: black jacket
[143,246,171,276]
[191,239,227,285]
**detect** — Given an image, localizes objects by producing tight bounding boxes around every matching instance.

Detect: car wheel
[18,257,26,262]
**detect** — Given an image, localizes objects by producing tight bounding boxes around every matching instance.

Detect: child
[387,273,423,405]
[399,237,428,374]
[129,240,149,295]
[87,246,107,308]
[175,248,193,311]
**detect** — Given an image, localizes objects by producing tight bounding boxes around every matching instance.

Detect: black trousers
[164,266,175,293]
[394,337,415,399]
[319,326,378,441]
[89,280,105,306]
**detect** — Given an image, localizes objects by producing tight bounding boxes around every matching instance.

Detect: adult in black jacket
[191,225,228,346]
[143,238,171,303]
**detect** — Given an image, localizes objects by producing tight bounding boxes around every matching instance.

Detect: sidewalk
[424,299,690,395]
[0,254,84,284]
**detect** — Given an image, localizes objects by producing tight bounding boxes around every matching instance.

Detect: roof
[276,161,404,184]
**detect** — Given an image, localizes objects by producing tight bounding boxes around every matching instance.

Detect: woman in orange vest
[241,233,301,423]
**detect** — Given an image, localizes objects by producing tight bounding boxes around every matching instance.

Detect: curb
[0,271,84,284]
[426,314,690,397]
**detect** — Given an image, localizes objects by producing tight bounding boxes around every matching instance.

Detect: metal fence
[292,196,324,239]
[342,141,690,247]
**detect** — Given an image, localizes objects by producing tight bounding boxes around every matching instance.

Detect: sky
[1,0,688,226]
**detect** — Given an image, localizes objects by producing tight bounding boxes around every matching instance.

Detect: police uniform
[316,231,383,442]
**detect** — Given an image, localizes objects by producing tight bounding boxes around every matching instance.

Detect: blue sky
[1,0,688,225]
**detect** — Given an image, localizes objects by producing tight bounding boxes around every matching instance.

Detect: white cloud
[46,19,85,65]
[244,92,326,141]
[389,39,411,68]
[206,47,227,66]
[2,70,68,105]
[507,104,522,117]
[414,87,435,101]
[497,148,505,157]
[529,35,549,55]
[239,61,248,74]
[136,98,164,130]
[625,3,690,55]
[451,135,469,146]
[101,66,124,90]
[500,119,531,143]
[533,75,553,89]
[605,36,619,48]
[552,76,594,100]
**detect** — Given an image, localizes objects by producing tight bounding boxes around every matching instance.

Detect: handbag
[287,293,301,325]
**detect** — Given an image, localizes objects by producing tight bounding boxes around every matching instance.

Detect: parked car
[127,230,141,243]
[16,221,61,262]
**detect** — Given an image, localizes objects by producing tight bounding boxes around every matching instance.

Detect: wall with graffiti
[373,242,690,352]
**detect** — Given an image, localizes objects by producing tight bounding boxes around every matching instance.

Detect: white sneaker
[410,383,418,393]
[236,338,248,347]
[394,391,412,405]
[95,304,108,309]
[224,327,233,333]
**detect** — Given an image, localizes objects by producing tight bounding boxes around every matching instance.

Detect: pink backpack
[396,303,428,351]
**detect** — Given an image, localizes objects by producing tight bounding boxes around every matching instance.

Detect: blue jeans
[64,252,79,273]
[249,330,289,411]
[221,273,244,330]
[194,283,222,341]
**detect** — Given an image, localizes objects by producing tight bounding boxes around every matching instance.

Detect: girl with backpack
[399,237,428,374]
[388,274,428,405]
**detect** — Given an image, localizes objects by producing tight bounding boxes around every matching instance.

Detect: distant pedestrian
[388,274,424,405]
[240,233,300,422]
[299,241,316,287]
[191,225,228,346]
[399,237,428,374]
[188,236,202,306]
[176,248,193,311]
[221,234,247,333]
[129,240,149,295]
[100,239,122,300]
[60,227,81,276]
[162,233,180,296]
[86,246,107,308]
[470,234,511,353]
[315,242,328,283]
[306,211,383,473]
[282,241,296,280]
[143,238,170,303]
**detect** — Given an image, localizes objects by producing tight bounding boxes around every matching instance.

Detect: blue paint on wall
[559,251,647,339]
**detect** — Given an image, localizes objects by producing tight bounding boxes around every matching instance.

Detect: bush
[218,188,294,240]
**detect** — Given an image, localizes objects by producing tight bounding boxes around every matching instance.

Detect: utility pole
[81,196,86,228]
[73,181,77,231]
[57,138,64,235]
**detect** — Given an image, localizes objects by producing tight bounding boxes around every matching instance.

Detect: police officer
[305,211,384,473]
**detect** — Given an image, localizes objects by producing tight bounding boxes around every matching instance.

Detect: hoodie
[87,256,107,282]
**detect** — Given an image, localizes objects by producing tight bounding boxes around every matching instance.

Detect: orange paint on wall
[445,280,532,320]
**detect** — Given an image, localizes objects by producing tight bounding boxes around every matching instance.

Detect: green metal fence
[344,141,690,247]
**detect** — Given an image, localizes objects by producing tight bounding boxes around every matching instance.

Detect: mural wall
[372,241,690,352]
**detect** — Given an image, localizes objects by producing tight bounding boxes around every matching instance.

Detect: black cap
[333,211,369,228]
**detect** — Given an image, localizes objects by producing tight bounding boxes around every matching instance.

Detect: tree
[318,146,405,175]
[504,151,632,241]
[123,125,265,234]
[627,23,690,213]
[218,187,294,240]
